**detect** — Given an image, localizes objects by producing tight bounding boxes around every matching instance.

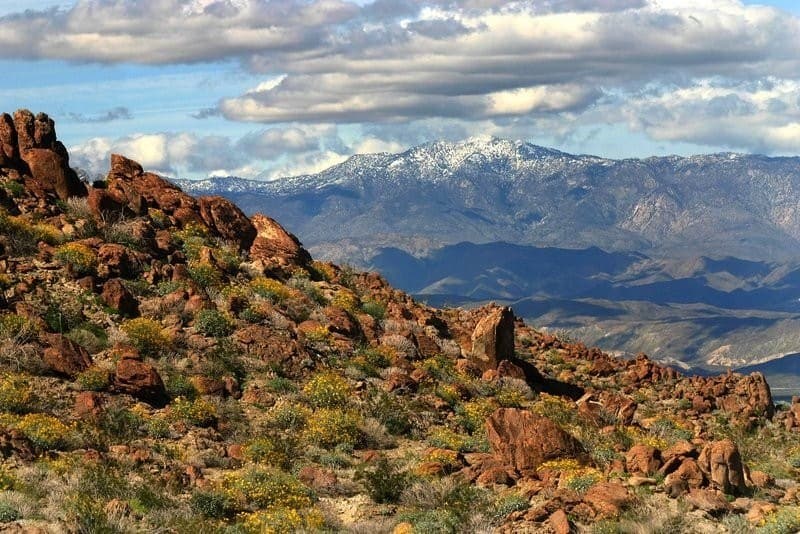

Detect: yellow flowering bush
[538,459,603,493]
[54,243,97,276]
[457,398,498,434]
[495,386,527,408]
[188,260,222,288]
[240,506,325,534]
[169,397,217,427]
[15,413,75,450]
[0,374,36,413]
[221,467,314,511]
[244,437,286,466]
[302,408,362,449]
[423,448,463,473]
[250,277,293,303]
[303,372,351,408]
[331,290,359,314]
[121,317,171,357]
[75,366,111,391]
[0,464,16,490]
[311,261,336,282]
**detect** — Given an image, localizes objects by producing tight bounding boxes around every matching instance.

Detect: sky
[0,0,798,180]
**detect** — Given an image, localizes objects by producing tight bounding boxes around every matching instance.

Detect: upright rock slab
[470,306,514,371]
[697,440,747,495]
[249,214,312,276]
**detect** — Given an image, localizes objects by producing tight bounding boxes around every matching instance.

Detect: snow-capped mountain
[177,136,800,263]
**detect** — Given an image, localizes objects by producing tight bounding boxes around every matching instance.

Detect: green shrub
[169,397,218,427]
[188,261,222,288]
[355,457,406,504]
[0,500,20,522]
[360,299,386,321]
[0,314,35,341]
[194,309,234,338]
[190,490,232,519]
[75,366,111,391]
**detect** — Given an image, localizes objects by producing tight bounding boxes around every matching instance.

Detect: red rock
[748,470,774,489]
[685,488,730,515]
[549,509,572,534]
[697,440,747,495]
[73,391,104,418]
[485,408,584,473]
[113,358,167,406]
[43,334,92,378]
[0,113,18,164]
[198,196,256,251]
[249,214,312,276]
[470,306,515,372]
[97,244,138,279]
[298,466,338,491]
[625,444,662,475]
[476,466,514,487]
[22,148,85,200]
[583,482,633,519]
[417,462,446,478]
[497,359,526,380]
[664,458,705,497]
[102,278,139,317]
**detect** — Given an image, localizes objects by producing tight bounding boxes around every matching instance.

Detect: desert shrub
[240,507,325,534]
[2,180,23,198]
[65,196,93,220]
[0,500,20,522]
[244,437,286,467]
[96,404,144,442]
[0,374,36,413]
[288,276,327,306]
[355,457,407,504]
[267,401,311,431]
[489,493,530,522]
[174,223,210,258]
[0,211,62,254]
[0,314,35,342]
[427,428,488,453]
[303,372,351,408]
[400,478,488,533]
[368,391,413,436]
[163,371,197,400]
[54,243,97,276]
[43,295,85,334]
[202,338,246,381]
[221,467,314,511]
[360,299,386,321]
[194,309,234,338]
[169,397,217,427]
[121,317,171,357]
[303,408,362,449]
[249,277,292,303]
[66,326,108,354]
[265,376,297,394]
[190,490,232,519]
[331,291,359,314]
[756,506,800,534]
[648,417,693,446]
[102,219,145,250]
[188,260,222,288]
[457,398,498,434]
[75,366,111,391]
[16,413,75,450]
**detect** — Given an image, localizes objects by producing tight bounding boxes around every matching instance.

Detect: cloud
[619,78,800,153]
[66,106,132,123]
[7,0,799,155]
[69,131,250,177]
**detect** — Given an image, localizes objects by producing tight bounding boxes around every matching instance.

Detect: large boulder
[113,354,167,406]
[697,440,747,495]
[485,407,584,473]
[21,148,85,200]
[249,214,312,276]
[101,278,139,317]
[470,306,514,372]
[43,334,93,378]
[625,444,662,475]
[198,196,257,251]
[0,113,18,164]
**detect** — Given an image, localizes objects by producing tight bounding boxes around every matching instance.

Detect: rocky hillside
[178,140,800,375]
[0,111,798,533]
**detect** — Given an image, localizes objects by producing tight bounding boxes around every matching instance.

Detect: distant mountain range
[177,137,800,379]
